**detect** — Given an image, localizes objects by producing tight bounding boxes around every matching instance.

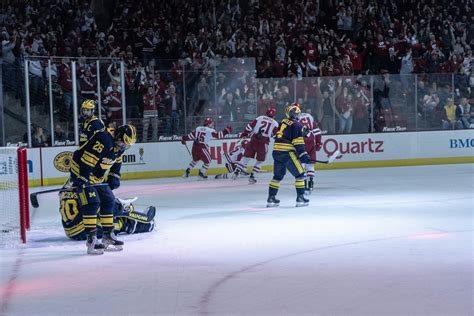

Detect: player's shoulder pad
[93,129,114,147]
[91,117,106,129]
[291,120,305,131]
[282,118,293,125]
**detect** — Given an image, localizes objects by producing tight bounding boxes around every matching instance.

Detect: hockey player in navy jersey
[70,124,137,254]
[267,103,311,207]
[79,99,105,147]
[59,192,156,240]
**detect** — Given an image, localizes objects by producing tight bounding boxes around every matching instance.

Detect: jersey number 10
[60,199,79,222]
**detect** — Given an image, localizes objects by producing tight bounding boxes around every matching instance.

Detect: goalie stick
[30,183,108,208]
[311,150,341,164]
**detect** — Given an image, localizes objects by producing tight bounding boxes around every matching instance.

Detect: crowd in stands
[1,0,473,144]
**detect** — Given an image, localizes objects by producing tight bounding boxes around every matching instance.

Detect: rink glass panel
[2,57,471,147]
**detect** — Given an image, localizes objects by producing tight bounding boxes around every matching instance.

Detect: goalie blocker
[59,191,156,240]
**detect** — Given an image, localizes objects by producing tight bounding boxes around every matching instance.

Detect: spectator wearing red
[103,80,122,121]
[336,86,353,134]
[58,61,73,117]
[352,90,369,133]
[142,86,160,142]
[80,67,96,101]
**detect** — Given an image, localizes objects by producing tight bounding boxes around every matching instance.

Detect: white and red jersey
[299,112,322,160]
[242,115,278,143]
[184,126,227,147]
[224,143,245,165]
[299,112,321,137]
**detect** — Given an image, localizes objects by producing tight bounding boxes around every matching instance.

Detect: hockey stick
[30,183,108,208]
[311,150,341,164]
[184,143,192,156]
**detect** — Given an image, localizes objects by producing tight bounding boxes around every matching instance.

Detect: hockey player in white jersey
[298,107,322,192]
[232,107,279,184]
[215,139,249,179]
[181,117,232,179]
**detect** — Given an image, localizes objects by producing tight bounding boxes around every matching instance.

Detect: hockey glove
[301,126,310,137]
[315,142,322,151]
[72,178,86,194]
[181,136,187,145]
[107,173,121,190]
[299,152,311,164]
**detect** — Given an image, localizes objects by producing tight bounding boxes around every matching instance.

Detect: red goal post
[0,147,30,245]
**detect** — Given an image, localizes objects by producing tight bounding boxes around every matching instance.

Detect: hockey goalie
[59,191,156,241]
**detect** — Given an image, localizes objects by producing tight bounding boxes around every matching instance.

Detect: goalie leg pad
[124,220,155,234]
[116,205,156,223]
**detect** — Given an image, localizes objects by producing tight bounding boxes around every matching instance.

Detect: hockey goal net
[0,147,29,245]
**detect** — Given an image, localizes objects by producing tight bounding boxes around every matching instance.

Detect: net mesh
[0,147,20,246]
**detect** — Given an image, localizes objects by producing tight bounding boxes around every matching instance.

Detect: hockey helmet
[241,139,249,148]
[81,99,96,119]
[115,124,137,151]
[203,117,214,127]
[285,103,302,119]
[266,107,276,118]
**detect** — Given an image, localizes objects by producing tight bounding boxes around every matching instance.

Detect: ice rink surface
[1,164,473,316]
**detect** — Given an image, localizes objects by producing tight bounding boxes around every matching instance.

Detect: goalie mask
[115,124,137,151]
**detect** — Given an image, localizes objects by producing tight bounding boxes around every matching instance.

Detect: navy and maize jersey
[71,128,124,184]
[79,116,105,147]
[273,118,307,159]
[59,191,85,238]
[59,191,151,239]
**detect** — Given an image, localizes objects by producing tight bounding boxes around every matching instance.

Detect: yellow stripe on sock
[269,180,280,189]
[100,217,114,227]
[83,217,97,228]
[295,181,305,188]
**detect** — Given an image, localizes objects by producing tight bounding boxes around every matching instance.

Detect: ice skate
[308,177,314,192]
[182,168,190,178]
[305,177,314,195]
[198,171,208,179]
[214,174,223,179]
[231,169,240,180]
[266,195,280,208]
[102,231,124,251]
[86,234,105,255]
[249,173,257,184]
[296,194,309,207]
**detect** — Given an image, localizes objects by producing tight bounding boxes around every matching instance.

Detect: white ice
[1,164,473,316]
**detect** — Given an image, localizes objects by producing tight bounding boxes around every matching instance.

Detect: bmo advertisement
[27,130,473,186]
